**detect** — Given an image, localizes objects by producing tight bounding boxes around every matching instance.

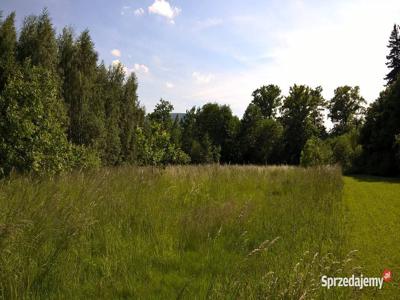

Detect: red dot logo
[382,269,392,282]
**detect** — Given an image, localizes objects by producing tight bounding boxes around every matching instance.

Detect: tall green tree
[119,73,145,162]
[239,84,284,164]
[17,9,58,72]
[360,77,400,175]
[385,24,400,85]
[148,98,174,130]
[195,103,239,163]
[0,12,17,91]
[251,84,282,119]
[281,85,326,164]
[58,29,102,147]
[328,86,365,135]
[103,63,124,165]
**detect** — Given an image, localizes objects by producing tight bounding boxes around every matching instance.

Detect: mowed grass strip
[0,166,355,299]
[344,176,400,299]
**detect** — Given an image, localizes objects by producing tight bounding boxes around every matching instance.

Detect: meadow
[0,166,398,299]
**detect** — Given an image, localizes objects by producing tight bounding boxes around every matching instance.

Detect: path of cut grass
[344,176,400,298]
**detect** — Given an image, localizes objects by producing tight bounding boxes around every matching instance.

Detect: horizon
[2,0,400,117]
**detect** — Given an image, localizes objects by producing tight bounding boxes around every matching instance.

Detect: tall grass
[0,165,359,299]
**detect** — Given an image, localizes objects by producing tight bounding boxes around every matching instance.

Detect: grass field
[0,166,398,299]
[343,176,400,299]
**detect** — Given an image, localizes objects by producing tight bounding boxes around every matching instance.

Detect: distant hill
[170,113,186,122]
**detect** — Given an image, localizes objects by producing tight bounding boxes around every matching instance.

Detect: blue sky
[2,0,400,117]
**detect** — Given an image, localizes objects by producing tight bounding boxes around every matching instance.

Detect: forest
[1,9,400,177]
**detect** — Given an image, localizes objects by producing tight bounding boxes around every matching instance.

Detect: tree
[17,9,58,72]
[102,63,124,165]
[251,84,282,119]
[195,103,239,163]
[0,63,71,176]
[119,73,145,162]
[281,85,326,164]
[239,103,283,164]
[360,77,400,175]
[328,86,366,135]
[385,24,400,85]
[148,98,174,130]
[0,12,17,91]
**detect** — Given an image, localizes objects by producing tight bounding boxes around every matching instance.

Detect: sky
[2,0,400,117]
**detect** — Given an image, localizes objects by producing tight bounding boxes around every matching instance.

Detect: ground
[0,166,399,299]
[344,176,400,299]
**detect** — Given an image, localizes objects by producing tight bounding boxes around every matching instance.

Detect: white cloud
[121,6,130,15]
[134,63,150,74]
[111,60,137,76]
[165,82,174,88]
[148,0,181,24]
[192,72,215,84]
[194,18,223,31]
[134,8,145,16]
[111,49,121,58]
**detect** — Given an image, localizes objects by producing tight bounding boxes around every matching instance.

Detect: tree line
[0,10,399,177]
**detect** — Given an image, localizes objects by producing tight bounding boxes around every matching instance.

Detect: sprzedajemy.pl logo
[321,270,393,290]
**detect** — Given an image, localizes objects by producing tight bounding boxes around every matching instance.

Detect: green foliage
[17,9,58,71]
[385,24,400,85]
[251,84,282,118]
[135,124,189,165]
[0,63,71,176]
[239,103,283,164]
[193,103,239,163]
[328,86,366,135]
[69,144,101,170]
[119,73,145,163]
[189,134,221,164]
[330,130,363,173]
[179,103,239,164]
[281,85,326,164]
[0,12,17,90]
[360,77,400,175]
[300,136,333,167]
[148,98,174,130]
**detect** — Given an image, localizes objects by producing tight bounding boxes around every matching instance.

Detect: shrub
[0,63,71,177]
[331,130,363,173]
[300,137,333,167]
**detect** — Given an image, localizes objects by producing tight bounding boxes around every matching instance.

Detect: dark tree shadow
[347,174,400,184]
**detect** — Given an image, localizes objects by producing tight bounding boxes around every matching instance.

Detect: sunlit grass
[0,166,364,299]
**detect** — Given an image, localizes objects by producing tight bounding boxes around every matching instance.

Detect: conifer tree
[385,24,400,85]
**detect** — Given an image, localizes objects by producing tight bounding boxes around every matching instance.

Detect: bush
[69,145,102,170]
[300,136,333,167]
[0,63,71,177]
[331,130,363,173]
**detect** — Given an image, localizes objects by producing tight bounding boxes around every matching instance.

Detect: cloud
[120,6,130,15]
[134,8,145,16]
[194,18,223,31]
[111,49,121,58]
[192,72,215,84]
[134,63,150,74]
[148,0,181,24]
[165,82,174,88]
